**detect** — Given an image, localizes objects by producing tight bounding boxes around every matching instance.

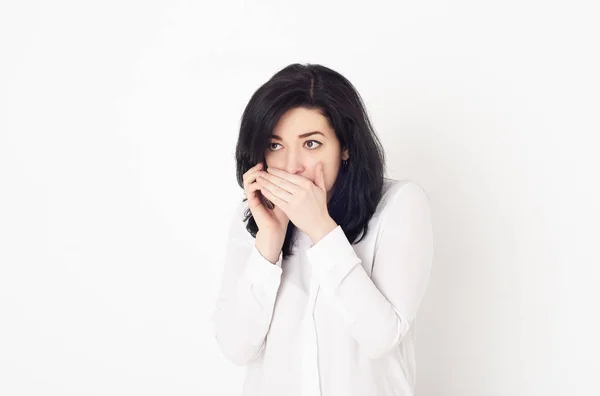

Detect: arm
[306,181,434,359]
[211,201,284,365]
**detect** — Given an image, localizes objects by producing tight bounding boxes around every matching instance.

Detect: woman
[211,63,434,396]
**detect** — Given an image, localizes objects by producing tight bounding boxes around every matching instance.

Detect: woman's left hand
[256,162,338,243]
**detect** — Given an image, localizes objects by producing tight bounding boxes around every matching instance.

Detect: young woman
[211,63,434,396]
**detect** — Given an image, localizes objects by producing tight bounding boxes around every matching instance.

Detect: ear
[342,148,349,161]
[315,162,326,191]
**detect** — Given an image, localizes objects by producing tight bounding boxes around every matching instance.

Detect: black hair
[235,63,386,259]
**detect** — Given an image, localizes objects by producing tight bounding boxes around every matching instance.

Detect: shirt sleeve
[211,201,284,366]
[306,181,434,359]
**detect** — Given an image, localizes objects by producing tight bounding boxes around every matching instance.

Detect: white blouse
[211,178,434,396]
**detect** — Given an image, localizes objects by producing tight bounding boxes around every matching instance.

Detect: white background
[1,1,599,395]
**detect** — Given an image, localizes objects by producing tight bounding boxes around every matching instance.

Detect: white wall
[1,1,598,395]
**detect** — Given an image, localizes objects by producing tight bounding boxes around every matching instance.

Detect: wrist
[256,230,284,264]
[308,216,338,245]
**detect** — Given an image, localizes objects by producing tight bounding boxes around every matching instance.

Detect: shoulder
[376,178,431,217]
[371,178,433,251]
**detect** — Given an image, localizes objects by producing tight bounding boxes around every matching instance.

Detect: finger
[242,163,264,183]
[247,188,276,217]
[247,181,262,195]
[266,167,312,189]
[314,162,326,191]
[259,184,288,210]
[257,175,292,202]
[245,182,264,206]
[243,168,265,189]
[259,172,298,195]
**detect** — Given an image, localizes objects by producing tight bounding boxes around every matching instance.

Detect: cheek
[263,155,278,168]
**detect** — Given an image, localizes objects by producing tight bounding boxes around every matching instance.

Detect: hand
[242,162,290,236]
[255,162,338,243]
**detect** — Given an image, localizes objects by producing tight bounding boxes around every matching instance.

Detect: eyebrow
[270,131,325,141]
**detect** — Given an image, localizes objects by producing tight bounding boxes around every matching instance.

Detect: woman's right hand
[243,162,290,236]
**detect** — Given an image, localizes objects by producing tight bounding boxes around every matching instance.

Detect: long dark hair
[235,63,386,259]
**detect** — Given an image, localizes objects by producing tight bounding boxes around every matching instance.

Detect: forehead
[272,107,334,138]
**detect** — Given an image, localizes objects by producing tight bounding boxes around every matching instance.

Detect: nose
[284,152,305,175]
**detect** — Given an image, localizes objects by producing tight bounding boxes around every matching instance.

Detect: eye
[267,143,282,151]
[305,140,322,149]
[267,140,322,151]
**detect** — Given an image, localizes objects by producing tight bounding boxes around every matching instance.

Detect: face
[265,107,349,202]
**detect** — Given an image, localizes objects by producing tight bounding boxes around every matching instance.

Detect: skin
[265,107,349,202]
[242,107,350,261]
